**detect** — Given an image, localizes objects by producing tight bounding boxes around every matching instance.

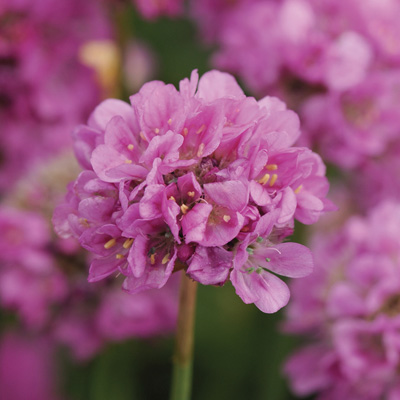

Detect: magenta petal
[127,235,148,278]
[182,203,213,243]
[276,187,297,225]
[249,180,271,206]
[256,242,314,278]
[72,125,101,169]
[91,145,147,182]
[139,184,164,220]
[231,269,290,313]
[295,190,324,224]
[197,70,245,101]
[162,196,181,243]
[104,116,140,161]
[88,98,137,132]
[78,196,115,223]
[230,269,258,304]
[204,180,248,211]
[88,255,121,282]
[123,250,177,294]
[179,69,199,98]
[264,110,300,148]
[139,130,183,166]
[187,246,232,285]
[200,210,244,247]
[253,211,278,237]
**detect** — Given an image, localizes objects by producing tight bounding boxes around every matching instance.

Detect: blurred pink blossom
[0,0,112,190]
[284,201,400,399]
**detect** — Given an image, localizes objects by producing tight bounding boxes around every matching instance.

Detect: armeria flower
[54,70,334,313]
[300,70,400,168]
[284,201,400,399]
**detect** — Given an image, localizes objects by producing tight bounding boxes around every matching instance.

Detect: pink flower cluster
[194,0,378,92]
[54,70,334,313]
[0,0,111,190]
[284,201,400,400]
[0,205,178,360]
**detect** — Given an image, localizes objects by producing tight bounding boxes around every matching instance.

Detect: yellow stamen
[116,253,124,259]
[162,254,170,265]
[266,164,278,171]
[104,238,117,249]
[139,131,147,141]
[223,215,231,222]
[125,159,132,164]
[196,124,206,134]
[294,184,303,194]
[123,238,134,249]
[150,253,156,265]
[154,128,160,134]
[127,143,134,151]
[197,143,205,158]
[258,173,270,185]
[79,218,89,227]
[180,204,189,214]
[168,196,176,202]
[182,127,188,136]
[167,118,172,125]
[187,191,195,198]
[269,174,278,186]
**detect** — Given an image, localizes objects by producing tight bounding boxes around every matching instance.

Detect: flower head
[55,70,333,313]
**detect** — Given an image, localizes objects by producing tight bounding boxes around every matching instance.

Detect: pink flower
[0,208,68,328]
[284,201,400,399]
[0,0,111,191]
[55,70,333,313]
[197,0,373,96]
[300,71,400,168]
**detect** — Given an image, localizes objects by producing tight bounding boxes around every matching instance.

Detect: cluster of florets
[0,0,111,191]
[54,70,334,313]
[191,0,400,184]
[301,70,400,169]
[193,0,381,93]
[284,201,400,400]
[0,205,177,360]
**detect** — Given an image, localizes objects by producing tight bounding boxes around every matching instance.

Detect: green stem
[170,271,198,400]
